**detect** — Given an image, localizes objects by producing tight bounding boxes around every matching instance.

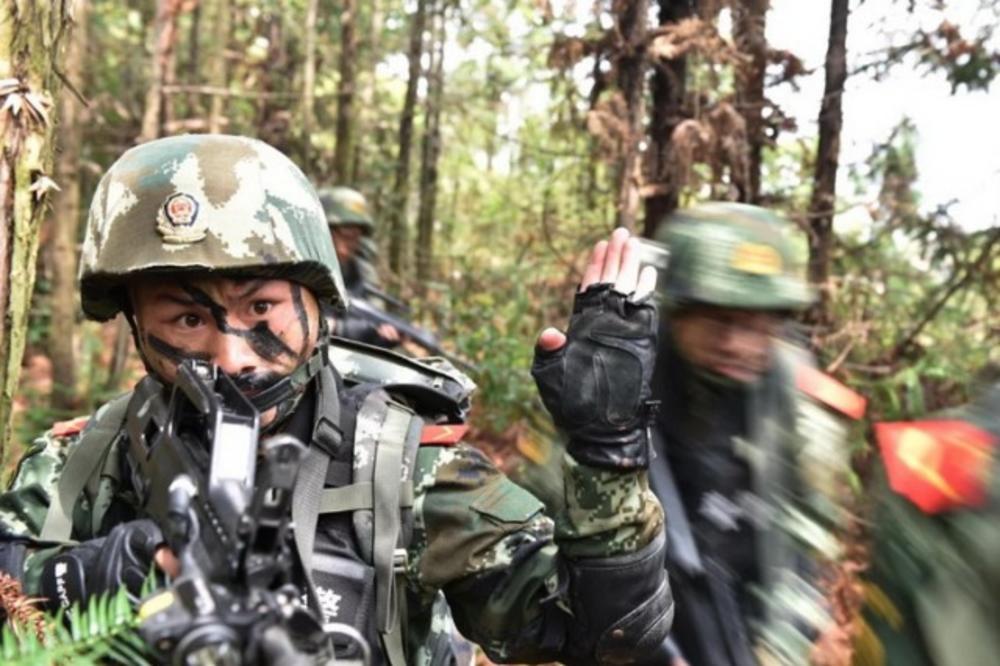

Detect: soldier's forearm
[554,453,664,559]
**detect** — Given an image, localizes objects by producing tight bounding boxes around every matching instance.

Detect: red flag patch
[797,366,867,420]
[51,416,89,438]
[875,420,996,514]
[420,424,468,446]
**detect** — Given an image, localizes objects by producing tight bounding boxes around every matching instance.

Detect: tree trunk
[806,0,849,324]
[50,0,89,413]
[333,0,358,183]
[642,0,697,237]
[353,0,382,185]
[301,0,318,164]
[207,0,231,133]
[733,0,768,203]
[386,0,429,275]
[415,1,446,284]
[184,1,204,117]
[139,0,185,143]
[612,0,648,231]
[0,0,69,460]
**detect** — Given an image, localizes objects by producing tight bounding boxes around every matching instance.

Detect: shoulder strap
[373,402,419,666]
[291,367,342,578]
[39,392,132,543]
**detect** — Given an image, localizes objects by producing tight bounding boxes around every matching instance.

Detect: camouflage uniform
[858,381,1000,666]
[0,135,672,665]
[318,187,397,348]
[646,203,863,665]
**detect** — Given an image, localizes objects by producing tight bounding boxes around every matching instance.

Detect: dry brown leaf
[0,78,20,95]
[23,91,51,126]
[647,16,745,66]
[670,118,714,189]
[0,572,47,641]
[548,36,590,70]
[29,176,61,200]
[586,92,631,162]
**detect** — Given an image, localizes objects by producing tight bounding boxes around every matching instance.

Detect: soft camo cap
[80,134,347,321]
[318,186,374,233]
[653,201,813,311]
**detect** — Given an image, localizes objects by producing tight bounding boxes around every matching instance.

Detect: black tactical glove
[531,283,658,470]
[41,519,164,610]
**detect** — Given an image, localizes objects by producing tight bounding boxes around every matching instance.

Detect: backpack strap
[291,367,342,581]
[39,392,132,543]
[373,402,420,666]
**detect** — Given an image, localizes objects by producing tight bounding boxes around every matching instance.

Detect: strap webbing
[373,402,416,666]
[318,481,414,514]
[39,393,132,543]
[373,403,411,632]
[292,446,331,576]
[291,367,341,577]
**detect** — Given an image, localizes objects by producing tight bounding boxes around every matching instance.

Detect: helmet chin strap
[250,343,328,414]
[251,317,332,429]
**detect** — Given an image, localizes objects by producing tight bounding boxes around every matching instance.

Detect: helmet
[653,202,812,311]
[318,186,374,233]
[80,134,347,321]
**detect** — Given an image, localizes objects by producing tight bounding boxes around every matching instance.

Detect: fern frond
[1,584,153,666]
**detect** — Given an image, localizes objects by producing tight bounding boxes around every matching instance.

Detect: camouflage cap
[653,202,813,311]
[317,186,374,233]
[80,134,347,321]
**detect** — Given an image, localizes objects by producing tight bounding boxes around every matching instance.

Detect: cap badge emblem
[156,192,206,244]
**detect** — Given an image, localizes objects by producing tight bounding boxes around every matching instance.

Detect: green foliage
[1,587,150,666]
[828,120,999,421]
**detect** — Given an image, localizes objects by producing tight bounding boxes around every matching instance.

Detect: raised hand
[532,227,659,470]
[537,227,657,353]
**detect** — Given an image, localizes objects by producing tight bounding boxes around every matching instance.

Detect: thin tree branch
[883,228,1000,363]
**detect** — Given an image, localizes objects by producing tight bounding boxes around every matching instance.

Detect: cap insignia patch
[346,198,368,215]
[156,193,206,244]
[730,242,782,275]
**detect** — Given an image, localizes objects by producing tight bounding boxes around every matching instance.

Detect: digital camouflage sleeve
[409,442,665,663]
[0,425,84,591]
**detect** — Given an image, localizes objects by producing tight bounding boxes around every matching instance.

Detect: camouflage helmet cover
[80,134,347,321]
[653,201,813,311]
[318,186,374,233]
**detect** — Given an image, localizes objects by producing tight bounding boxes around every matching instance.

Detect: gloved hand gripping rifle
[124,361,368,665]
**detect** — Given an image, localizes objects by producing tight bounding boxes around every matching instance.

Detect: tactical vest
[39,338,476,666]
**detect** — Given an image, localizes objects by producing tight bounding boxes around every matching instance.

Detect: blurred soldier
[648,202,866,665]
[0,136,673,664]
[318,186,402,348]
[857,379,1000,666]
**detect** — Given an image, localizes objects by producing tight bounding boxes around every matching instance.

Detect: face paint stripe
[179,281,297,362]
[245,322,297,361]
[181,283,230,332]
[147,334,213,364]
[290,284,310,359]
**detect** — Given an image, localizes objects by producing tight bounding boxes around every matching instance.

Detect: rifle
[348,297,478,374]
[124,361,370,665]
[361,284,410,314]
[647,427,756,666]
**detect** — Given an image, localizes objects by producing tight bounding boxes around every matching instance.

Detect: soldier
[318,186,402,348]
[0,135,673,665]
[858,379,1000,666]
[645,203,865,665]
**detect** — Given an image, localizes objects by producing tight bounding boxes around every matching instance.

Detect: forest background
[0,0,998,550]
[0,0,997,661]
